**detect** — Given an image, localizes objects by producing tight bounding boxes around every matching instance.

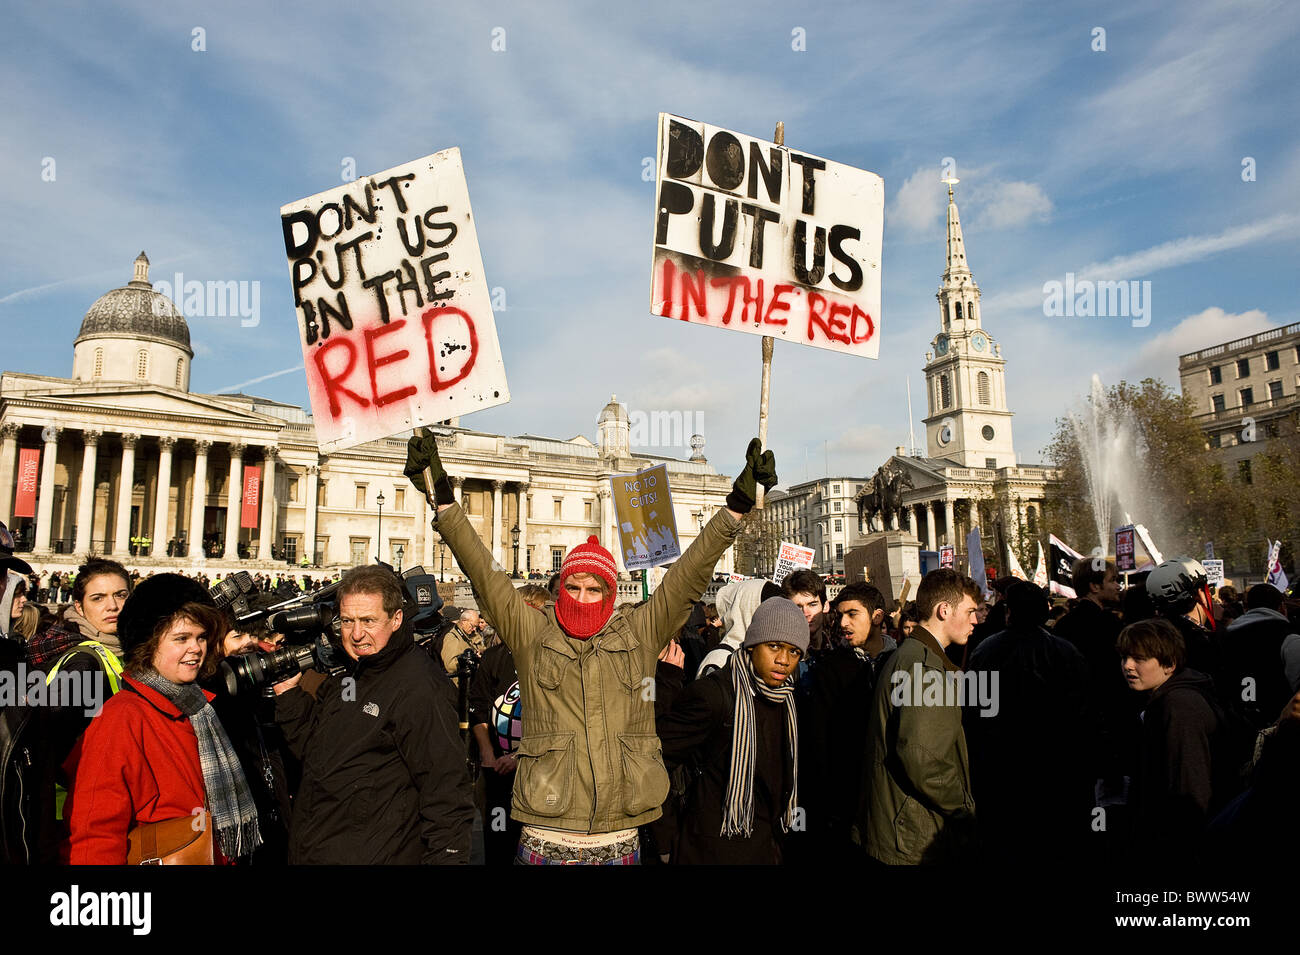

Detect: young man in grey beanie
[657,597,808,864]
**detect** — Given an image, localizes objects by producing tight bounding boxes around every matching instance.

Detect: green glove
[404,432,455,506]
[726,438,778,513]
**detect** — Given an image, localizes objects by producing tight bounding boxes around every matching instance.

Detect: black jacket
[657,664,793,865]
[1224,608,1297,728]
[467,642,518,758]
[276,626,474,864]
[1134,668,1225,858]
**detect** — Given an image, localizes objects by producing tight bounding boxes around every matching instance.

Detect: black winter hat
[117,573,216,661]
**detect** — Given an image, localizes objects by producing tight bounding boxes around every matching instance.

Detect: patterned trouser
[515,830,640,865]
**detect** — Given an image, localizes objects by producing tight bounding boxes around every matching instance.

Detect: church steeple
[921,179,1015,468]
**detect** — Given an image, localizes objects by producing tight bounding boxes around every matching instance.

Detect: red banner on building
[241,465,261,528]
[13,448,40,518]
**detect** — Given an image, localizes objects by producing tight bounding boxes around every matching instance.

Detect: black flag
[1049,533,1082,598]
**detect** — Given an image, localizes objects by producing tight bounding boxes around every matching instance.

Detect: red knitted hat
[560,536,617,592]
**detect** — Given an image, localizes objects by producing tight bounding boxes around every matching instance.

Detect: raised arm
[632,437,776,652]
[405,433,539,654]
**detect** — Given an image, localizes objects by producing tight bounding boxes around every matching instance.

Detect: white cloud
[888,165,945,235]
[1129,307,1276,385]
[976,181,1053,229]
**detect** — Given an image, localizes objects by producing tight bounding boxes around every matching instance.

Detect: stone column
[968,499,978,536]
[152,437,176,553]
[223,444,245,560]
[0,423,19,525]
[490,480,504,564]
[73,431,101,555]
[257,447,278,560]
[943,498,955,547]
[112,434,139,557]
[304,464,320,566]
[187,440,211,559]
[34,427,62,552]
[598,487,612,556]
[926,501,938,551]
[907,505,918,539]
[450,475,463,506]
[517,482,529,572]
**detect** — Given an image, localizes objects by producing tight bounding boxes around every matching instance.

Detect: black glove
[726,438,778,514]
[404,432,455,506]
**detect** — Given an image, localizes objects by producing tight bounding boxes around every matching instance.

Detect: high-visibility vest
[46,641,124,696]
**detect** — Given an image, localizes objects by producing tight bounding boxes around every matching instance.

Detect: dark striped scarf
[134,669,262,859]
[721,652,799,838]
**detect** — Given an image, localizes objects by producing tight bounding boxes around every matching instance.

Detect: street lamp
[511,522,520,577]
[375,490,384,564]
[438,539,446,582]
[395,544,404,575]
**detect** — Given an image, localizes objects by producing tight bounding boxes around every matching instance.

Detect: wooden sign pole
[754,120,783,512]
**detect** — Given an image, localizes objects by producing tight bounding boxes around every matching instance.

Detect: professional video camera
[215,565,445,697]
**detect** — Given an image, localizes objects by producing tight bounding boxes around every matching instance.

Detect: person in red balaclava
[405,433,776,864]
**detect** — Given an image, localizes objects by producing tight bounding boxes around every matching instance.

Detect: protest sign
[728,573,750,583]
[772,540,815,586]
[650,113,884,358]
[1203,559,1224,588]
[611,464,681,571]
[1114,525,1136,572]
[1266,540,1289,593]
[939,545,954,569]
[281,149,509,453]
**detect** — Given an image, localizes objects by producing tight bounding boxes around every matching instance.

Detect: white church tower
[922,180,1016,468]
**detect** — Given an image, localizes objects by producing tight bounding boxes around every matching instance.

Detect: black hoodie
[1135,667,1224,857]
[275,623,474,864]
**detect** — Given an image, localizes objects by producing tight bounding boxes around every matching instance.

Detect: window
[1269,380,1284,401]
[551,547,564,572]
[1026,506,1038,535]
[1266,421,1280,438]
[553,499,563,520]
[977,371,991,405]
[940,375,951,409]
[955,302,963,320]
[1237,358,1250,378]
[355,484,366,509]
[350,538,369,565]
[395,487,405,511]
[1209,365,1222,385]
[1240,388,1254,408]
[1211,394,1226,413]
[93,348,103,379]
[1238,459,1253,484]
[836,544,844,560]
[833,501,842,512]
[832,484,841,495]
[584,501,593,522]
[391,539,408,565]
[986,458,997,469]
[317,480,327,507]
[136,349,148,380]
[175,358,184,388]
[1208,433,1221,449]
[834,518,842,533]
[1266,351,1280,371]
[282,537,298,563]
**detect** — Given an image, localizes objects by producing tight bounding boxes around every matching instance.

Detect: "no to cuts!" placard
[650,113,884,358]
[281,149,510,453]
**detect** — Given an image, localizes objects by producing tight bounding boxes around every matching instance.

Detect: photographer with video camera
[406,431,773,864]
[272,565,473,864]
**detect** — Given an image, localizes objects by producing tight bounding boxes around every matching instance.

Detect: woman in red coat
[64,575,262,864]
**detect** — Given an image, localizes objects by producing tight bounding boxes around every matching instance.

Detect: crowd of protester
[2,437,1298,866]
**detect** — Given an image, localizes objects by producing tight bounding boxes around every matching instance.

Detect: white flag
[1006,546,1029,581]
[1032,542,1048,588]
[1267,540,1289,593]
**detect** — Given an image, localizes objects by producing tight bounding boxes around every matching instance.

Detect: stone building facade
[0,254,735,577]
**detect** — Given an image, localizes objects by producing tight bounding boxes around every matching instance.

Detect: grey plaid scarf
[721,652,799,838]
[134,669,262,859]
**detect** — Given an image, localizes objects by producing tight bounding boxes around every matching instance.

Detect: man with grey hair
[442,608,485,685]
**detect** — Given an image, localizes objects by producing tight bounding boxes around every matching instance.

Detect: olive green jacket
[855,625,976,864]
[434,502,741,832]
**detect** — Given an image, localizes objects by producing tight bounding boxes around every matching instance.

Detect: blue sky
[3,0,1297,486]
